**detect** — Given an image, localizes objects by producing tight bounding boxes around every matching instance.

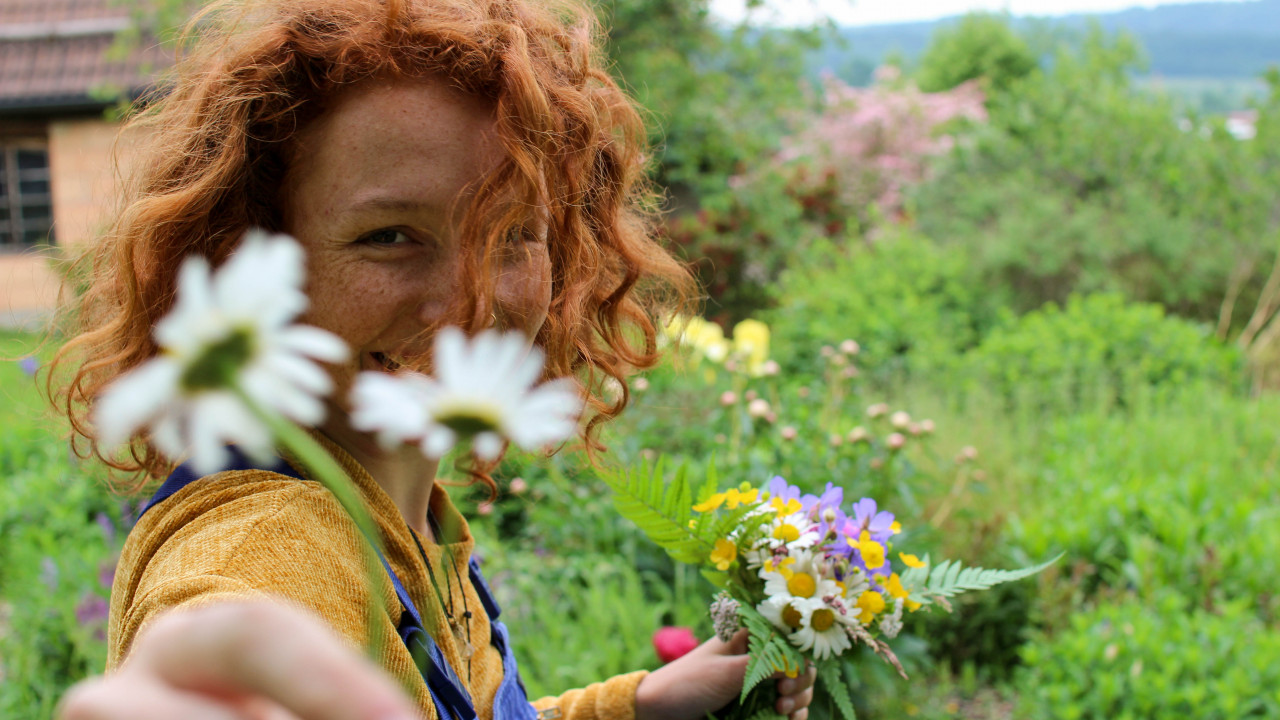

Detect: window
[0,141,55,248]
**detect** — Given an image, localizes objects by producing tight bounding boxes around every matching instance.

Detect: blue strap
[467,557,501,621]
[140,451,479,720]
[136,447,296,521]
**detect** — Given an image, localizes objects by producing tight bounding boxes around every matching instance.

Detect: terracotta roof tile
[0,0,173,111]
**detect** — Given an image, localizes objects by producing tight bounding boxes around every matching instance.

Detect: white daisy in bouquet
[601,462,1061,720]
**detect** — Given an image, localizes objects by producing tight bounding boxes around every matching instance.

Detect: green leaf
[738,601,805,702]
[922,553,1063,601]
[598,458,713,564]
[899,554,931,592]
[817,659,857,720]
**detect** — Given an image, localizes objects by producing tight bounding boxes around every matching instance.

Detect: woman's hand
[635,630,818,720]
[56,601,420,720]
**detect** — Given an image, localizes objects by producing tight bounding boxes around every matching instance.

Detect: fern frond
[737,601,806,702]
[599,460,712,564]
[817,659,856,720]
[922,553,1062,600]
[899,554,931,592]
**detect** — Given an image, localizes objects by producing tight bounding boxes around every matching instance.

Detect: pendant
[450,616,474,660]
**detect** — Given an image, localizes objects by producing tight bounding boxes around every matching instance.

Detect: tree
[915,13,1038,97]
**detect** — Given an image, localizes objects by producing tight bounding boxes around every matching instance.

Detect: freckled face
[283,76,552,418]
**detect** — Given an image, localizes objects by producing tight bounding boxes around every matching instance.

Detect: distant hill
[816,0,1280,82]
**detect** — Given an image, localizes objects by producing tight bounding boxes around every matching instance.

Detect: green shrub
[767,229,998,380]
[967,293,1242,411]
[1007,388,1280,622]
[1016,594,1280,718]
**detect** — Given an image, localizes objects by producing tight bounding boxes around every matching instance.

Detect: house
[0,0,170,328]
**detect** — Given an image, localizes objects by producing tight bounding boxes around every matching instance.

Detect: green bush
[1016,594,1280,718]
[1007,387,1280,623]
[966,293,1242,411]
[767,229,998,380]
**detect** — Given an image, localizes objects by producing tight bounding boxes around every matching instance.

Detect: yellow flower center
[781,603,803,629]
[772,524,801,543]
[787,572,817,598]
[436,402,503,436]
[811,608,836,632]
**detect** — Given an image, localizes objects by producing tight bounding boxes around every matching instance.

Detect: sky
[709,0,1254,26]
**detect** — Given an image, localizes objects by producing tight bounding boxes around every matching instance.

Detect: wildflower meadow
[4,4,1280,720]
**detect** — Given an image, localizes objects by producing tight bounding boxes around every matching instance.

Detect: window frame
[0,137,55,252]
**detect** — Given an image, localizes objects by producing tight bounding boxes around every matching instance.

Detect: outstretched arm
[58,601,420,720]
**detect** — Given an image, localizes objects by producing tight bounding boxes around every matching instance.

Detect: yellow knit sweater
[106,437,646,720]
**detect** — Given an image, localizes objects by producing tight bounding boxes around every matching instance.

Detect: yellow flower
[899,552,926,569]
[723,484,759,509]
[890,521,902,534]
[731,319,771,375]
[856,591,886,623]
[851,530,886,570]
[693,493,726,513]
[769,496,803,515]
[710,538,737,571]
[885,573,909,600]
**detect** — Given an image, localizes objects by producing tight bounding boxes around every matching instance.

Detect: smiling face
[282,75,552,444]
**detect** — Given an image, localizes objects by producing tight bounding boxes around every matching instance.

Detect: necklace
[410,515,475,673]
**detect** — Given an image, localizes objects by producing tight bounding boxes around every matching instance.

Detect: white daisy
[789,597,854,660]
[762,510,822,552]
[757,594,807,635]
[350,327,582,461]
[94,231,348,475]
[760,549,841,602]
[742,510,820,569]
[839,565,872,601]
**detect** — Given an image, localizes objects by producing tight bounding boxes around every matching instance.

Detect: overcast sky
[709,0,1254,26]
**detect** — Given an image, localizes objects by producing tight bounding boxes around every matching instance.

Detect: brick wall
[0,116,133,327]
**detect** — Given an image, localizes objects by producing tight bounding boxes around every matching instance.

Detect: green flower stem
[234,389,392,665]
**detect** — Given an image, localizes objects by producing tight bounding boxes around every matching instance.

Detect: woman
[52,1,818,719]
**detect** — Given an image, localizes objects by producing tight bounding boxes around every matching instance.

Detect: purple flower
[95,512,116,545]
[76,594,109,626]
[802,482,845,517]
[76,594,110,641]
[766,476,802,507]
[119,498,139,526]
[18,356,38,376]
[850,497,896,543]
[99,559,117,590]
[817,506,848,544]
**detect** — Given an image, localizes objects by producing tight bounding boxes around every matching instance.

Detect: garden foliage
[6,6,1280,719]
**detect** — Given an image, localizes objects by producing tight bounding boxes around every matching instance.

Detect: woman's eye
[357,228,411,246]
[505,226,547,247]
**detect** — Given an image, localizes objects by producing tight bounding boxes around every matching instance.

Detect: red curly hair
[51,0,695,491]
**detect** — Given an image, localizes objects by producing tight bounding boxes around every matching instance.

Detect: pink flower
[653,626,699,663]
[509,477,528,495]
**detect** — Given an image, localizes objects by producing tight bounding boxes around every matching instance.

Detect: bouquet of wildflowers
[602,462,1057,720]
